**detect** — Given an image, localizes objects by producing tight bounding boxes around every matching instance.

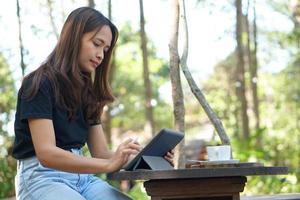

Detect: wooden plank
[144,177,246,196]
[241,193,300,200]
[151,195,237,200]
[109,166,288,181]
[185,162,263,169]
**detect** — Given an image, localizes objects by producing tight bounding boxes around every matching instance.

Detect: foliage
[1,0,300,198]
[127,182,149,200]
[111,23,172,132]
[202,52,239,138]
[194,1,300,194]
[0,139,16,198]
[232,127,300,194]
[0,54,16,136]
[202,57,300,194]
[0,53,17,198]
[95,173,149,200]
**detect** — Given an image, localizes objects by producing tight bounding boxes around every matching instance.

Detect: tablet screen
[123,128,184,171]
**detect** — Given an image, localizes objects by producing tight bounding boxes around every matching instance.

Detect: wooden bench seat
[241,193,300,200]
[109,166,288,200]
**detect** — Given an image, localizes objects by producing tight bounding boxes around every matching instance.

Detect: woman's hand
[164,149,175,167]
[107,138,142,172]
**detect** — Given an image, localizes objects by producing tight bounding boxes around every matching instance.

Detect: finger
[165,156,173,162]
[164,156,174,166]
[122,138,134,146]
[128,142,142,151]
[118,139,134,150]
[164,152,173,160]
[164,155,173,161]
[122,149,140,155]
[170,149,175,154]
[132,138,139,144]
[164,150,174,157]
[166,152,174,157]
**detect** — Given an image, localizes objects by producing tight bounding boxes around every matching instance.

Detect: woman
[12,7,173,200]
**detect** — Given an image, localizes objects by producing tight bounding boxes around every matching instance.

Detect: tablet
[122,128,184,171]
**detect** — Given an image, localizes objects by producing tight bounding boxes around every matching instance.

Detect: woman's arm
[87,124,113,159]
[87,124,142,167]
[29,119,139,173]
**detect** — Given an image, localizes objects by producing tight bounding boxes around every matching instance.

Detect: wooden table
[109,166,288,200]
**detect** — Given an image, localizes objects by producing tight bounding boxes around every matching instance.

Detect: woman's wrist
[96,158,111,173]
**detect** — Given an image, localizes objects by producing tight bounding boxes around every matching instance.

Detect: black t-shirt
[12,77,96,159]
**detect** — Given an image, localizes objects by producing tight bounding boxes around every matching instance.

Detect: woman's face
[78,25,112,73]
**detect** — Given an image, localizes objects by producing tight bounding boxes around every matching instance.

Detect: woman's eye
[93,42,100,47]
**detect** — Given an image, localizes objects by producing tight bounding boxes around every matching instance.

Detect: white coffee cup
[207,145,231,161]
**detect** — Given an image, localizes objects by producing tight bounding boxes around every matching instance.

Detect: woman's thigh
[82,176,132,200]
[16,157,85,200]
[21,181,86,200]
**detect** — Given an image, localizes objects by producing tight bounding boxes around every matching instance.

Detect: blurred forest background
[0,0,300,199]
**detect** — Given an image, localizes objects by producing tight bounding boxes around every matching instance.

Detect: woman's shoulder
[20,72,54,98]
[40,75,53,91]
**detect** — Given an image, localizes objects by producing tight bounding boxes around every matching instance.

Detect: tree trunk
[245,0,260,132]
[179,0,230,145]
[288,0,300,176]
[88,0,95,8]
[236,0,250,139]
[169,0,185,168]
[16,0,26,77]
[139,0,155,136]
[47,0,59,39]
[251,0,260,131]
[101,0,114,145]
[60,0,66,21]
[289,0,300,28]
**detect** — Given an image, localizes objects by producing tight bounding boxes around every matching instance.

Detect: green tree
[111,23,172,136]
[202,53,239,139]
[0,53,17,198]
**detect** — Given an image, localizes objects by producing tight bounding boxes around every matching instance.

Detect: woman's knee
[82,176,132,200]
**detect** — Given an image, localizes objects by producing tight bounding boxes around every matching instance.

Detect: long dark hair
[22,7,118,123]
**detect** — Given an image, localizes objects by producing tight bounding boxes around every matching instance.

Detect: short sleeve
[88,119,102,126]
[20,79,53,121]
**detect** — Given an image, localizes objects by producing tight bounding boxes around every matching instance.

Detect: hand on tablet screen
[108,138,142,172]
[122,129,183,171]
[122,139,143,168]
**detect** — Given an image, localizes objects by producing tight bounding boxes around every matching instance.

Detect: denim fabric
[15,149,132,200]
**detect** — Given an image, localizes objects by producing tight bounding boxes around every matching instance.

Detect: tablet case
[123,128,184,171]
[131,155,174,170]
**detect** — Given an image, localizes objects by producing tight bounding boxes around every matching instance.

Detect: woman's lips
[90,60,100,68]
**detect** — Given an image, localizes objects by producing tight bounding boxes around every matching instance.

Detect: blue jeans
[15,149,132,200]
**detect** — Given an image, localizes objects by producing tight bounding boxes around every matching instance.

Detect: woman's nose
[96,50,104,61]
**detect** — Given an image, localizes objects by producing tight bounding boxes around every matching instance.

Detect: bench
[109,166,288,200]
[241,193,300,200]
